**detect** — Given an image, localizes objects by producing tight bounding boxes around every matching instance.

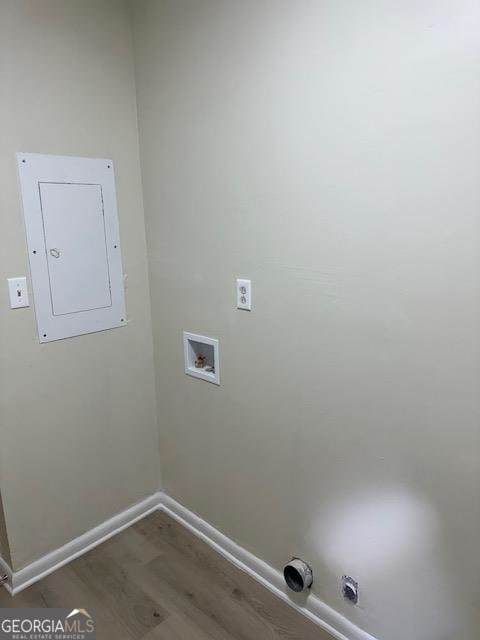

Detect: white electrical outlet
[8,277,29,309]
[236,278,252,311]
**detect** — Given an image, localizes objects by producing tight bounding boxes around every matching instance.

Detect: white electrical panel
[17,153,126,342]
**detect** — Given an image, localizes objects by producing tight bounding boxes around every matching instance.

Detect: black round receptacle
[344,584,356,601]
[284,565,304,592]
[342,576,358,604]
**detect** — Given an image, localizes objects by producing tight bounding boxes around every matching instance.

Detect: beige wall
[0,0,160,570]
[0,491,11,567]
[132,2,480,639]
[0,2,478,637]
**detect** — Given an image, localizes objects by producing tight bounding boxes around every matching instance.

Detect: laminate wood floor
[0,511,333,640]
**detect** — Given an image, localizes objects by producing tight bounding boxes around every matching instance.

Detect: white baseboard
[8,492,162,595]
[159,494,376,640]
[2,491,376,640]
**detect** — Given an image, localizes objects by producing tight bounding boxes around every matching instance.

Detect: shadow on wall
[308,488,468,640]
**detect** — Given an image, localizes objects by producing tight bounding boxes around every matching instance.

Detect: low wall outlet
[8,277,29,309]
[236,278,252,311]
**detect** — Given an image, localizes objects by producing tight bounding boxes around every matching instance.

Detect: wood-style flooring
[0,511,333,640]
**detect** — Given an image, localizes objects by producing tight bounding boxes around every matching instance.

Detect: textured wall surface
[0,0,160,570]
[132,2,480,638]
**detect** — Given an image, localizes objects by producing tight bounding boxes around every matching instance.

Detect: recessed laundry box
[183,332,220,385]
[17,153,126,342]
